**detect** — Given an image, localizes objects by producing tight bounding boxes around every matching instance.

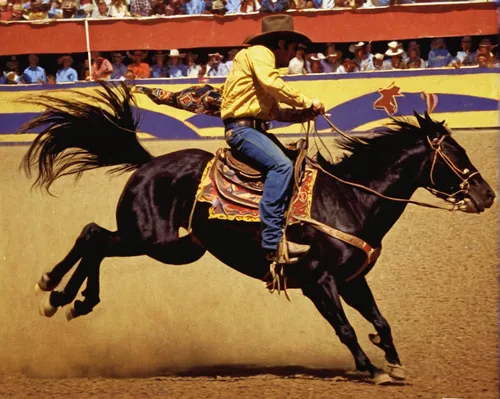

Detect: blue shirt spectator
[206,62,229,77]
[428,39,452,68]
[23,55,46,84]
[56,67,78,83]
[23,66,46,84]
[151,64,169,78]
[185,0,205,13]
[112,63,128,79]
[260,0,288,12]
[224,0,240,13]
[168,64,187,78]
[56,55,78,83]
[428,48,452,68]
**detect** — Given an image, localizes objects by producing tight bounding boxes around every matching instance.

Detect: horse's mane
[317,117,441,180]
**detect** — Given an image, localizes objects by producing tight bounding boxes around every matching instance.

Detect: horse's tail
[20,81,153,192]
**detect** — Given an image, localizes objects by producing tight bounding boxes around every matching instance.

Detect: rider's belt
[223,118,270,131]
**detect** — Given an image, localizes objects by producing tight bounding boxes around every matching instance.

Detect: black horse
[22,83,495,384]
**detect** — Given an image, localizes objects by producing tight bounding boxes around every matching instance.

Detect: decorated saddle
[196,148,317,223]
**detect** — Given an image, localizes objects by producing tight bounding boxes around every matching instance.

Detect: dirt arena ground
[0,131,497,399]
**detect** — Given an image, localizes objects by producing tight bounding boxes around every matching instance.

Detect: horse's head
[414,111,495,213]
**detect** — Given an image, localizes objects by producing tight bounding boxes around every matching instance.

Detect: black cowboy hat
[244,15,312,46]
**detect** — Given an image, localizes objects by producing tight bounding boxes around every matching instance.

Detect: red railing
[0,2,497,56]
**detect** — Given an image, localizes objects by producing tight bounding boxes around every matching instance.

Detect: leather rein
[308,116,478,213]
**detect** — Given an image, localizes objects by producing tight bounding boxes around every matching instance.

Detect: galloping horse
[22,82,495,384]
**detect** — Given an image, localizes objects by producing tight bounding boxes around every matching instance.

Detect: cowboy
[221,14,324,262]
[151,51,169,78]
[321,49,342,73]
[56,55,78,83]
[127,50,151,78]
[406,41,425,69]
[22,54,46,84]
[308,53,325,73]
[383,42,407,70]
[185,52,201,77]
[349,42,374,72]
[427,38,452,68]
[338,58,358,73]
[205,53,229,77]
[372,53,384,70]
[287,43,307,75]
[273,39,295,68]
[111,52,128,80]
[167,49,187,78]
[452,36,477,67]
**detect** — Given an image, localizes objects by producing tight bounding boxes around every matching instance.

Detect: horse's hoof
[65,306,76,322]
[34,282,44,295]
[39,295,58,318]
[35,273,59,294]
[372,371,393,385]
[386,362,406,381]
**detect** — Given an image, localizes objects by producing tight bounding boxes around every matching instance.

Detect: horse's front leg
[300,270,392,385]
[339,277,405,381]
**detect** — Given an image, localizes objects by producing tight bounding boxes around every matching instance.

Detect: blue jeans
[224,123,293,251]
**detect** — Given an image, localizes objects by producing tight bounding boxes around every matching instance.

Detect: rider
[221,15,325,263]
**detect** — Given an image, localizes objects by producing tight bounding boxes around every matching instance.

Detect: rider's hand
[312,98,325,115]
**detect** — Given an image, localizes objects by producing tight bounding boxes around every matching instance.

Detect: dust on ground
[0,132,497,398]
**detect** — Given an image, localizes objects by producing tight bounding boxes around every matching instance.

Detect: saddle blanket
[196,157,317,223]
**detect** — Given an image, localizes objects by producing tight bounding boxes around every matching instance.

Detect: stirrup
[276,236,300,264]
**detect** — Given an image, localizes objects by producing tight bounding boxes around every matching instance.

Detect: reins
[303,115,473,212]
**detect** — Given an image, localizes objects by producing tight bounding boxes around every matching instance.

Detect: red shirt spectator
[127,50,151,78]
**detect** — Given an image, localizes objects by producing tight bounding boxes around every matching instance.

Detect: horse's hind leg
[339,277,405,381]
[300,272,392,385]
[39,223,143,318]
[35,228,90,293]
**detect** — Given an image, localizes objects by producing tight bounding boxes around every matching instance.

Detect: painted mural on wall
[0,68,497,144]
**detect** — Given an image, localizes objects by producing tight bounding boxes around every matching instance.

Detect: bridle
[306,117,480,212]
[425,134,479,205]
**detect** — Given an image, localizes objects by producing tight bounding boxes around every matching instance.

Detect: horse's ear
[424,111,431,120]
[413,110,426,128]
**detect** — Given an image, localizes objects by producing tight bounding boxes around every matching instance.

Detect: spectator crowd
[0,36,497,84]
[0,0,414,21]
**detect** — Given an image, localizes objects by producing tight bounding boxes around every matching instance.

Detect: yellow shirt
[221,45,313,121]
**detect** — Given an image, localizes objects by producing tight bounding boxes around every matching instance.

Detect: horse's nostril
[485,189,496,201]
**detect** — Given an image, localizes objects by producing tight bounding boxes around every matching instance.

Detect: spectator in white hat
[382,45,407,70]
[308,53,325,73]
[167,49,188,77]
[350,42,374,71]
[321,50,343,73]
[387,41,407,62]
[372,53,384,70]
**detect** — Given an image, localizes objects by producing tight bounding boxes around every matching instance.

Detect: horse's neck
[317,144,429,245]
[359,147,429,244]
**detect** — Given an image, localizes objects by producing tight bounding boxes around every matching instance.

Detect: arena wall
[0,68,498,144]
